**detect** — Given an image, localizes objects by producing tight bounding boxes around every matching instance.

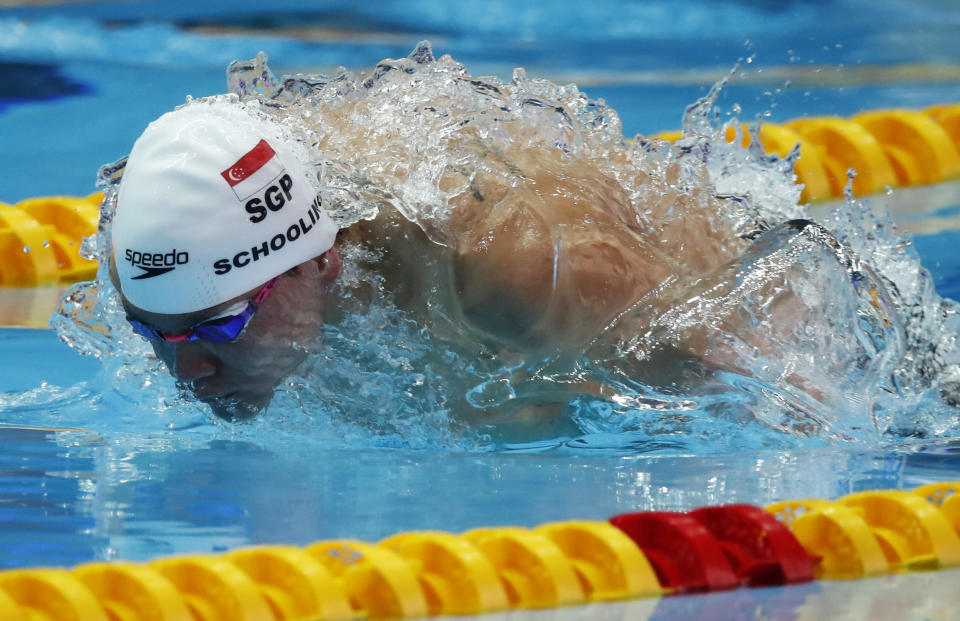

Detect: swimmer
[109,87,765,421]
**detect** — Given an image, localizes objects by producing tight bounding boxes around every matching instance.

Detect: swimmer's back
[348,142,743,354]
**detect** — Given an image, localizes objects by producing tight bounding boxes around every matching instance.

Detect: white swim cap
[112,99,338,314]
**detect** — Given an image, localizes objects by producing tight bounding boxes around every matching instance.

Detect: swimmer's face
[116,250,341,420]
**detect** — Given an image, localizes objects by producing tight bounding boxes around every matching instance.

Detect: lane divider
[767,499,891,580]
[533,520,662,601]
[75,562,192,621]
[0,193,101,287]
[307,539,429,619]
[654,102,960,203]
[5,481,960,619]
[227,546,354,621]
[841,490,960,571]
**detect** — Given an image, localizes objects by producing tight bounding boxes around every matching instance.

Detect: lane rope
[3,482,960,619]
[653,103,960,203]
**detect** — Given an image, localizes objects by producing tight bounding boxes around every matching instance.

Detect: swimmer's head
[112,100,341,419]
[112,99,337,314]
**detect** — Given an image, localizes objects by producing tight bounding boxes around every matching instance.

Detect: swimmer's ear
[314,247,341,286]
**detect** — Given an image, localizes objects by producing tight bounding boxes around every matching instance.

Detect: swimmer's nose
[170,342,218,381]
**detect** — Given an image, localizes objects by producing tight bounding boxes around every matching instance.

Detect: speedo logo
[124,248,189,280]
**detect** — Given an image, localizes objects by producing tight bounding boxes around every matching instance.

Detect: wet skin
[112,144,742,421]
[115,249,341,420]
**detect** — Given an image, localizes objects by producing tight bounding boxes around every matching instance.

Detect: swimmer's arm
[439,145,743,354]
[445,181,676,352]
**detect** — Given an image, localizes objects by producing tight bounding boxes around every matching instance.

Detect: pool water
[2,0,959,202]
[2,1,960,618]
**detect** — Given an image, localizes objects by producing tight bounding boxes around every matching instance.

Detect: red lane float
[5,481,960,618]
[610,505,814,592]
[609,511,740,592]
[688,504,814,586]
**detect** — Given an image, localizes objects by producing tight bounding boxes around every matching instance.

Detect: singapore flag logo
[220,139,285,200]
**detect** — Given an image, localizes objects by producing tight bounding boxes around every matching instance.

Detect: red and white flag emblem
[221,139,284,199]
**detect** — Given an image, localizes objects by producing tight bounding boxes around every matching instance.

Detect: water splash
[44,42,960,454]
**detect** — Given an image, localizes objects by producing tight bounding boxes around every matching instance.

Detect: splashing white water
[46,43,960,453]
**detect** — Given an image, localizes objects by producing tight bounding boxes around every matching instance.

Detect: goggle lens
[126,276,279,343]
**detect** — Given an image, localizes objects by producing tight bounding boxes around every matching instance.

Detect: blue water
[1,0,959,201]
[0,417,924,568]
[2,5,960,618]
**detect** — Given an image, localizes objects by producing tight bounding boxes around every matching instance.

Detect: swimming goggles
[126,276,280,343]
